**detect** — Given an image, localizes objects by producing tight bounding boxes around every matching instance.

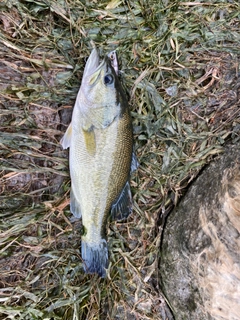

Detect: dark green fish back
[101,100,133,236]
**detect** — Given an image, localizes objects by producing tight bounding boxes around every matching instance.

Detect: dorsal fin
[111,181,133,221]
[131,152,139,173]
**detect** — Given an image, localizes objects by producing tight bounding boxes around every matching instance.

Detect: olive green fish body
[61,49,135,277]
[70,106,132,233]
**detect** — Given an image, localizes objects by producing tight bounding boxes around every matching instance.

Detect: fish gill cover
[0,0,239,319]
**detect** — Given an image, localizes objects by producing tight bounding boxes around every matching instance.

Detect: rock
[160,143,240,320]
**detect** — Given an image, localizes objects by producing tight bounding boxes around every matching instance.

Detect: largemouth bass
[61,48,137,277]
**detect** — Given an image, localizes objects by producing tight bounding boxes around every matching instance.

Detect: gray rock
[160,144,240,320]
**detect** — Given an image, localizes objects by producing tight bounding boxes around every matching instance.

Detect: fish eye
[104,74,114,85]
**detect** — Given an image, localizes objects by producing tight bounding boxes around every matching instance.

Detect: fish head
[79,49,124,123]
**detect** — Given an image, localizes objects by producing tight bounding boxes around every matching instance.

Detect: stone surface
[160,143,240,320]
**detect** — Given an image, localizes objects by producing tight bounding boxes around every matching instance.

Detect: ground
[0,1,239,319]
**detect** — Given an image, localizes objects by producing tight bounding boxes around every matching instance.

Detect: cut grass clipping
[0,1,239,319]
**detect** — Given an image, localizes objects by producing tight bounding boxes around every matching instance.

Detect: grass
[0,0,239,319]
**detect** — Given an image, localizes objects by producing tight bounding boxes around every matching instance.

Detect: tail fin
[81,238,108,278]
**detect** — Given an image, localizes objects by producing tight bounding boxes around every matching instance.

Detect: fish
[61,48,138,277]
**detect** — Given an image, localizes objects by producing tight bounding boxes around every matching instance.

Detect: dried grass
[0,0,239,319]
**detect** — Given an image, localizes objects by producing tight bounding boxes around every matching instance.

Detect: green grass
[0,0,239,319]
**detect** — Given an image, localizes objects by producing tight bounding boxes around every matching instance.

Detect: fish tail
[81,238,108,278]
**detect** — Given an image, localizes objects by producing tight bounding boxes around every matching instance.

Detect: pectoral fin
[60,122,72,149]
[70,188,82,218]
[111,181,133,221]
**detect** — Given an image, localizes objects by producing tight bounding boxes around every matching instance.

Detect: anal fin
[111,181,133,221]
[70,188,82,218]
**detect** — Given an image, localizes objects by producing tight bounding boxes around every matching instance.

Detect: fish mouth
[84,49,108,76]
[84,49,114,85]
[82,48,100,78]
